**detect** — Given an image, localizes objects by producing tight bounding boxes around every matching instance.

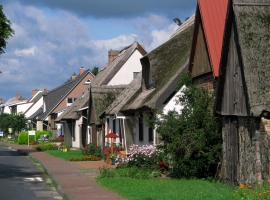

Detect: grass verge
[96,177,234,200]
[45,150,82,161]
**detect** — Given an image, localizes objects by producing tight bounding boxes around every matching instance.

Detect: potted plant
[109,153,117,165]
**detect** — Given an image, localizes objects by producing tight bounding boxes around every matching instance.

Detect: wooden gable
[216,1,248,116]
[190,14,211,77]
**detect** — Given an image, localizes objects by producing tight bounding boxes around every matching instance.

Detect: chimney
[44,88,48,93]
[71,72,77,80]
[141,44,145,50]
[108,50,120,64]
[0,98,2,103]
[32,89,39,97]
[16,93,21,99]
[79,67,85,75]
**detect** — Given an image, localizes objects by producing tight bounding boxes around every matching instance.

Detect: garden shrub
[18,130,51,144]
[82,143,103,158]
[32,143,58,151]
[126,144,166,172]
[152,72,222,179]
[97,166,154,179]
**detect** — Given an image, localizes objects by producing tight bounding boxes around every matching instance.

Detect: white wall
[25,97,43,118]
[17,102,33,114]
[107,50,143,85]
[72,118,82,148]
[162,85,185,115]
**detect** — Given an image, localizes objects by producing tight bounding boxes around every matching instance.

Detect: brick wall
[192,72,217,92]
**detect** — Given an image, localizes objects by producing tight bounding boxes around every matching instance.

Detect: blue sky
[0,0,196,102]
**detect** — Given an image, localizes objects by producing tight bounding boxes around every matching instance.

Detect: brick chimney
[16,93,21,99]
[108,50,120,64]
[0,98,2,103]
[79,67,85,75]
[32,89,39,97]
[44,88,48,93]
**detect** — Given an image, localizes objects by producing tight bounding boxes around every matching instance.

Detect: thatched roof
[92,41,147,87]
[90,41,147,124]
[102,16,194,115]
[234,0,270,116]
[92,85,126,124]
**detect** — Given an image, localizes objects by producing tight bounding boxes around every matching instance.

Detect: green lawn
[96,178,234,200]
[45,150,83,161]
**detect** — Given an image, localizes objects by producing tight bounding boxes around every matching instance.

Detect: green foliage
[0,5,14,55]
[154,72,222,179]
[32,143,58,151]
[97,166,154,179]
[45,149,83,161]
[97,177,234,200]
[0,113,27,135]
[18,130,49,144]
[82,143,103,158]
[91,66,99,76]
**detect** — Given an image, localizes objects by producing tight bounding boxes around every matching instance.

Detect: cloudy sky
[0,0,196,102]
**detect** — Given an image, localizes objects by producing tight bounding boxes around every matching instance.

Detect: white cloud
[15,46,36,56]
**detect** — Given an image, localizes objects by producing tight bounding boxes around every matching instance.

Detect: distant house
[0,94,27,114]
[24,89,48,130]
[89,41,147,148]
[36,67,95,137]
[55,87,90,148]
[101,16,195,149]
[189,0,228,91]
[215,0,270,185]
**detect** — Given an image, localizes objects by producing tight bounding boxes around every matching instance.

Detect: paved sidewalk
[0,142,122,200]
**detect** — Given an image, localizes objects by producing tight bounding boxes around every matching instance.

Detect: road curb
[28,153,74,200]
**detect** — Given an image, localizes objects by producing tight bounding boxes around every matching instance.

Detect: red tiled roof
[198,0,228,77]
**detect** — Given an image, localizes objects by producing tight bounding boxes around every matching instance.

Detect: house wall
[222,116,270,185]
[163,86,185,115]
[220,24,247,116]
[72,118,82,148]
[17,103,33,114]
[25,97,43,118]
[53,73,94,113]
[134,113,154,145]
[190,18,212,77]
[107,50,143,85]
[193,72,217,92]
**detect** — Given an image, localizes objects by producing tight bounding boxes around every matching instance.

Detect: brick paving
[0,142,122,200]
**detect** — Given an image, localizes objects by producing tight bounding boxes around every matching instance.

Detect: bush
[127,144,166,172]
[18,130,50,144]
[97,166,155,179]
[82,143,103,158]
[153,73,222,179]
[32,143,58,151]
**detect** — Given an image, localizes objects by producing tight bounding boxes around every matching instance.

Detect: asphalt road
[0,146,62,200]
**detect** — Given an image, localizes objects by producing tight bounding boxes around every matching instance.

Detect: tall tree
[0,5,14,55]
[91,66,99,76]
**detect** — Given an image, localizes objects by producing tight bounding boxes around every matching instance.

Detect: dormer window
[141,56,155,89]
[67,97,77,107]
[85,79,91,84]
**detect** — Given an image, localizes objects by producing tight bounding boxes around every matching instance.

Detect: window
[133,72,139,79]
[139,113,143,141]
[67,98,77,106]
[148,113,153,142]
[85,79,91,84]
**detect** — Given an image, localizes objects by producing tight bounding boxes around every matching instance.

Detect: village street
[0,146,61,200]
